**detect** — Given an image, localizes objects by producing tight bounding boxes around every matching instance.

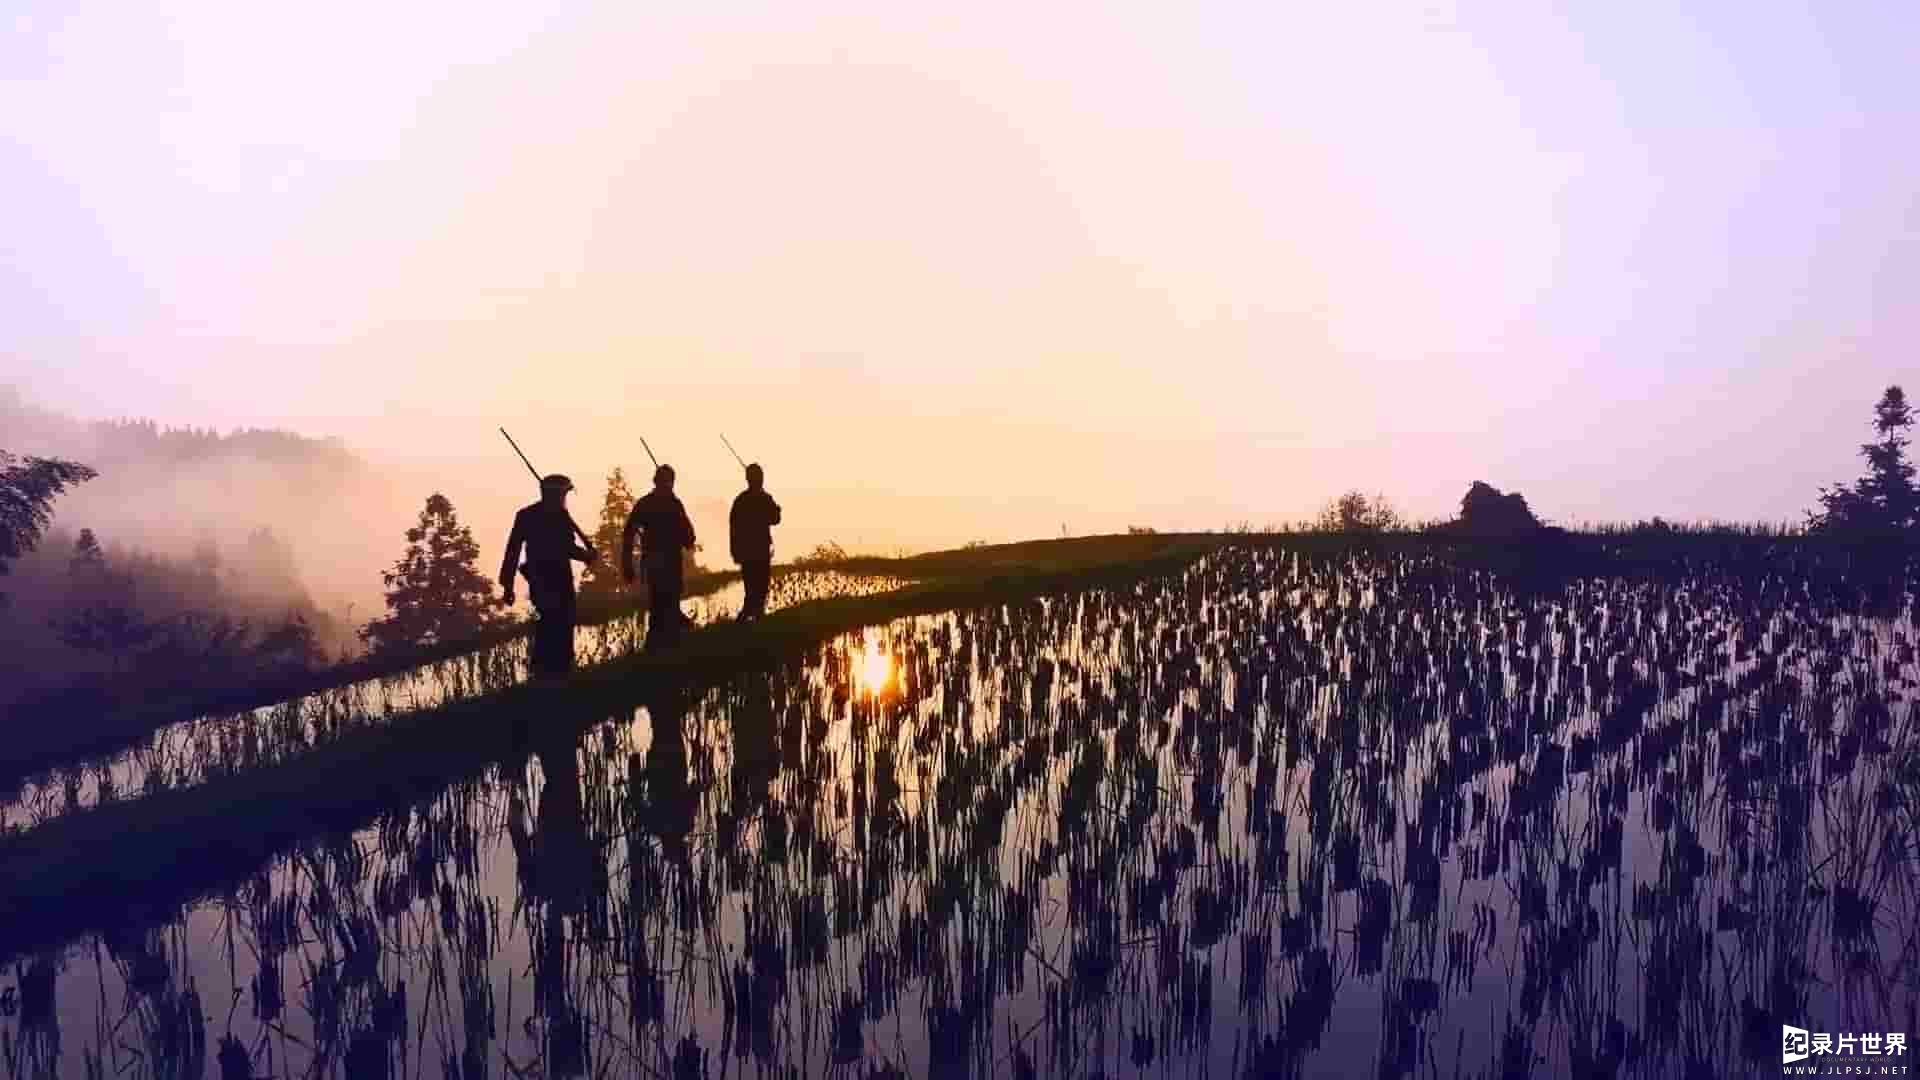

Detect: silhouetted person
[502,474,597,678]
[622,465,696,653]
[729,463,782,622]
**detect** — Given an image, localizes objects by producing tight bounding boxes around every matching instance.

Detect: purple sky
[5,2,1917,537]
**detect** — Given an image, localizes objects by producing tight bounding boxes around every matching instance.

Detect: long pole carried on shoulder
[639,437,660,471]
[720,433,748,470]
[498,427,596,551]
[500,427,543,485]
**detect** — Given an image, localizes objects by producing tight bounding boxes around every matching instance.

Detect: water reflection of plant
[0,571,911,834]
[6,545,1918,1077]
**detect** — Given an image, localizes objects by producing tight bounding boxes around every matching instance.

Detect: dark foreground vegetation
[0,533,1221,937]
[0,529,1223,795]
[1,537,1915,1078]
[1,383,1917,1076]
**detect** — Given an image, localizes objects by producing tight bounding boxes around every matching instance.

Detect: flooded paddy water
[2,545,1917,1078]
[0,571,910,832]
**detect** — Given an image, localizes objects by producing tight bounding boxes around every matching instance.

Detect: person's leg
[744,559,770,619]
[645,566,679,651]
[662,586,684,644]
[529,576,557,676]
[555,580,578,672]
[645,587,670,652]
[658,565,685,645]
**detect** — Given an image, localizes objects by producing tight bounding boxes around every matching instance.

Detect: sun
[855,639,895,696]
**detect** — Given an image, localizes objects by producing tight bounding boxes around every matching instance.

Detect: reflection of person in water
[532,734,594,917]
[640,682,697,864]
[526,728,593,1077]
[7,957,60,1077]
[728,676,779,831]
[780,675,805,774]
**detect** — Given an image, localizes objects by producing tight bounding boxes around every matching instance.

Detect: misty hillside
[1,386,360,472]
[0,386,412,614]
[0,388,374,706]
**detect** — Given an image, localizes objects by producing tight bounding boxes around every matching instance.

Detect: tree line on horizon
[0,387,360,470]
[1,384,1914,711]
[1303,385,1916,541]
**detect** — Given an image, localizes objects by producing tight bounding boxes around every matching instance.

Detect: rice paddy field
[2,539,1917,1078]
[0,570,910,833]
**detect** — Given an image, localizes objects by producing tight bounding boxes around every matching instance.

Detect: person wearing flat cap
[502,473,597,677]
[621,464,697,653]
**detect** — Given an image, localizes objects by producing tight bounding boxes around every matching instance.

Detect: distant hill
[0,385,361,473]
[0,385,391,612]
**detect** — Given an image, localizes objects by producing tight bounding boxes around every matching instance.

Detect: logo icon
[1784,1026,1811,1064]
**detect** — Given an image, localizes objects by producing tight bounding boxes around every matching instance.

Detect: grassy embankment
[1,568,746,789]
[0,532,1228,954]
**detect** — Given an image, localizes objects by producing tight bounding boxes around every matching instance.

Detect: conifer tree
[0,450,96,606]
[55,532,154,677]
[361,493,499,653]
[69,528,105,581]
[1812,386,1917,534]
[581,467,635,598]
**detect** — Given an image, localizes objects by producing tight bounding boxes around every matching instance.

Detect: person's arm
[768,495,781,526]
[728,497,746,563]
[680,504,697,550]
[500,511,525,600]
[621,504,642,582]
[567,514,596,563]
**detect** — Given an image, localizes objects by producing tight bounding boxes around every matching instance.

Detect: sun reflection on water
[854,638,897,696]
